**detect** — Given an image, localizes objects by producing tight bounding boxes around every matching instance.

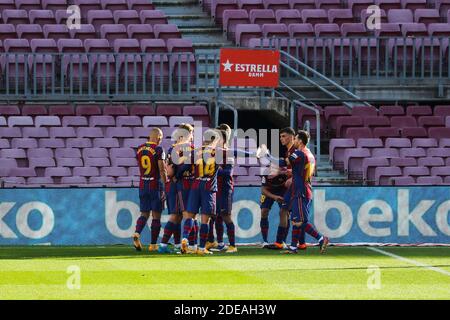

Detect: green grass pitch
[0,246,449,300]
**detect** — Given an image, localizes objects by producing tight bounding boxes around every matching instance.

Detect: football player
[132,128,167,252]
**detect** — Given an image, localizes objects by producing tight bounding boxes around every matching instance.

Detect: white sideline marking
[368,247,450,277]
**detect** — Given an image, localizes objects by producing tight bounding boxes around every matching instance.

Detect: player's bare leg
[133,211,150,251]
[148,211,161,251]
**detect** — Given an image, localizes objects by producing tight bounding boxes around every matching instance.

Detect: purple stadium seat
[93,138,120,148]
[401,22,428,36]
[379,105,405,116]
[387,8,413,23]
[0,117,6,126]
[249,9,276,25]
[414,9,440,25]
[74,0,102,17]
[263,0,289,10]
[167,38,194,53]
[73,167,100,177]
[66,138,92,148]
[301,9,328,24]
[83,147,109,158]
[385,137,411,148]
[431,166,450,178]
[101,0,128,11]
[315,23,340,36]
[343,148,371,178]
[418,157,444,167]
[116,116,141,127]
[236,24,262,46]
[2,9,29,24]
[329,139,354,162]
[156,105,182,116]
[153,24,181,41]
[0,138,10,148]
[110,148,135,158]
[49,127,77,138]
[127,24,154,40]
[38,138,64,148]
[62,116,88,127]
[140,9,168,25]
[123,138,146,147]
[105,127,133,138]
[128,0,155,11]
[403,166,429,177]
[363,157,389,181]
[427,147,450,157]
[406,105,432,118]
[101,167,127,177]
[376,0,402,11]
[21,105,46,116]
[57,39,89,85]
[434,105,450,118]
[289,0,315,11]
[76,104,102,116]
[336,115,363,137]
[346,127,373,140]
[0,127,22,138]
[375,166,402,185]
[416,176,443,185]
[42,0,68,11]
[356,138,383,148]
[17,24,43,41]
[69,24,96,40]
[0,148,26,158]
[223,9,249,40]
[45,167,71,177]
[0,24,16,42]
[129,104,156,116]
[8,116,34,127]
[11,138,38,149]
[76,127,103,138]
[213,0,238,24]
[439,138,450,148]
[100,24,128,43]
[276,9,301,25]
[168,116,194,127]
[61,176,88,185]
[8,168,36,179]
[401,127,428,138]
[43,25,70,41]
[87,10,115,30]
[89,115,115,127]
[0,0,15,12]
[35,116,61,127]
[103,105,128,116]
[27,148,53,158]
[316,0,341,10]
[288,23,315,37]
[54,9,70,24]
[399,147,426,158]
[390,157,417,167]
[348,0,374,16]
[236,0,263,12]
[375,23,402,37]
[29,10,56,26]
[29,157,56,168]
[428,23,450,36]
[401,0,426,9]
[390,176,415,186]
[418,116,445,128]
[262,24,289,37]
[88,176,116,186]
[133,127,152,138]
[143,116,168,127]
[371,147,400,158]
[363,116,390,129]
[390,116,417,128]
[16,0,41,11]
[113,9,140,25]
[328,9,354,25]
[0,104,20,115]
[20,131,49,145]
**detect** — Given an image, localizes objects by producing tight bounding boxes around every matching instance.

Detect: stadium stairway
[154,0,233,92]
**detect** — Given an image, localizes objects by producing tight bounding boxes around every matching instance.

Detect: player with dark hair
[206,124,238,253]
[158,123,194,254]
[259,164,289,248]
[284,130,329,254]
[132,128,167,251]
[181,129,221,255]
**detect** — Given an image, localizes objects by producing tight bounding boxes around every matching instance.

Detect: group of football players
[131,123,329,255]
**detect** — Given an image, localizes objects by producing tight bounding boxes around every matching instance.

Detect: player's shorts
[166,182,179,215]
[177,179,192,213]
[290,195,311,223]
[260,188,285,210]
[217,187,233,214]
[280,187,292,210]
[139,188,164,213]
[187,188,216,215]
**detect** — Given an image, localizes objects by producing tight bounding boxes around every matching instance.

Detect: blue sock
[182,218,194,239]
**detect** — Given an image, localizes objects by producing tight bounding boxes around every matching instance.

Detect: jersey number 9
[141,155,152,175]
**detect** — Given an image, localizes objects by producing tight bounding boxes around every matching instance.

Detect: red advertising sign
[219,48,280,88]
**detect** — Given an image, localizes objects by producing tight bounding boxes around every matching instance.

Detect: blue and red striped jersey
[136,141,166,191]
[289,148,315,200]
[191,146,219,192]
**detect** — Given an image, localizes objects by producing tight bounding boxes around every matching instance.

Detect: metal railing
[0,52,219,101]
[251,36,450,81]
